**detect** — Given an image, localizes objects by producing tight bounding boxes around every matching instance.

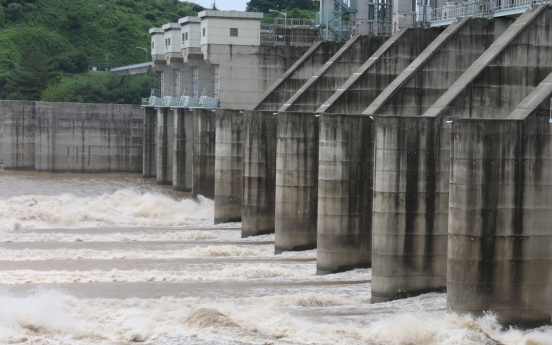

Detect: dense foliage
[0,0,207,103]
[246,0,318,23]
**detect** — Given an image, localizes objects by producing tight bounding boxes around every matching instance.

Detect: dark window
[230,28,238,37]
[203,28,205,36]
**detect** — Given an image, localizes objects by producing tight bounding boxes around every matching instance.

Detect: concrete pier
[214,110,243,224]
[317,114,374,274]
[143,107,157,178]
[1,101,36,170]
[274,112,319,253]
[192,109,216,199]
[173,109,193,192]
[449,116,552,326]
[242,111,278,237]
[371,116,448,302]
[156,108,174,185]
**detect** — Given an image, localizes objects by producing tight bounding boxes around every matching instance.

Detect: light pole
[136,46,149,62]
[269,9,287,27]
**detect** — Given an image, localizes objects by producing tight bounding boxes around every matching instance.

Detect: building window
[203,28,205,36]
[230,28,238,37]
[151,42,154,49]
[165,38,171,46]
[182,32,188,41]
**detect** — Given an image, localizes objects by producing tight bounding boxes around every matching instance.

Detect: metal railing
[261,34,320,45]
[431,0,544,23]
[141,88,218,109]
[273,18,316,28]
[355,23,393,36]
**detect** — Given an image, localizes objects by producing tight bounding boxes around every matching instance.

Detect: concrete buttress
[192,109,216,199]
[242,111,278,237]
[143,107,157,178]
[275,112,319,253]
[156,108,174,185]
[173,109,193,192]
[214,110,243,224]
[317,114,374,274]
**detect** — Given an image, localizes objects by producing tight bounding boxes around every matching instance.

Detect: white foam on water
[0,245,268,261]
[0,191,214,231]
[0,230,224,243]
[0,290,549,345]
[0,264,311,284]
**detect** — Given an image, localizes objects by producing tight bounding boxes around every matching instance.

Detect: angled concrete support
[143,107,157,178]
[274,112,319,253]
[279,35,387,113]
[242,110,278,237]
[173,109,193,192]
[317,114,373,274]
[214,110,243,224]
[192,109,216,199]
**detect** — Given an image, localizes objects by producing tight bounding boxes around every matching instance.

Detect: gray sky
[191,0,250,11]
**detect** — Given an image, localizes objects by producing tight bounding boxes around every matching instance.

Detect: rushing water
[0,170,550,345]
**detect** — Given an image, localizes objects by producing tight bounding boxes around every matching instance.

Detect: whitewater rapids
[0,171,550,345]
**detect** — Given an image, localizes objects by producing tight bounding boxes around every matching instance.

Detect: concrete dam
[1,5,552,328]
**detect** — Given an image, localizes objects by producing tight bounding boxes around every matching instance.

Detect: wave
[0,245,264,261]
[0,264,307,284]
[0,190,214,231]
[0,291,549,345]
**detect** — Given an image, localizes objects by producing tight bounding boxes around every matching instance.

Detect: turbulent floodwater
[0,170,550,345]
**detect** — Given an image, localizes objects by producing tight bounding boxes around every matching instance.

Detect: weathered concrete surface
[317,114,373,274]
[364,18,512,116]
[242,110,278,237]
[275,112,319,253]
[156,108,174,185]
[371,116,449,302]
[214,110,243,224]
[253,42,345,111]
[143,107,157,178]
[204,45,316,110]
[279,35,387,113]
[317,28,442,114]
[35,102,143,173]
[192,109,216,199]
[448,116,552,326]
[424,5,552,119]
[0,101,36,170]
[173,109,193,192]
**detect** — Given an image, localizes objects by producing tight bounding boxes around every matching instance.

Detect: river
[0,170,550,344]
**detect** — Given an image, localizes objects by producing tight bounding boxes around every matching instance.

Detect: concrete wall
[275,112,319,253]
[318,28,441,114]
[192,109,216,199]
[280,35,388,113]
[449,116,552,326]
[34,102,142,173]
[203,45,314,110]
[214,110,243,224]
[317,114,374,274]
[156,108,174,184]
[0,101,36,170]
[173,109,193,191]
[253,42,345,111]
[242,110,278,237]
[143,107,157,178]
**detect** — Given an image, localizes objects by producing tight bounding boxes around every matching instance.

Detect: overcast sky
[191,0,250,11]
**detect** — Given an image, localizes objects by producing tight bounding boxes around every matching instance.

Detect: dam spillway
[2,7,552,327]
